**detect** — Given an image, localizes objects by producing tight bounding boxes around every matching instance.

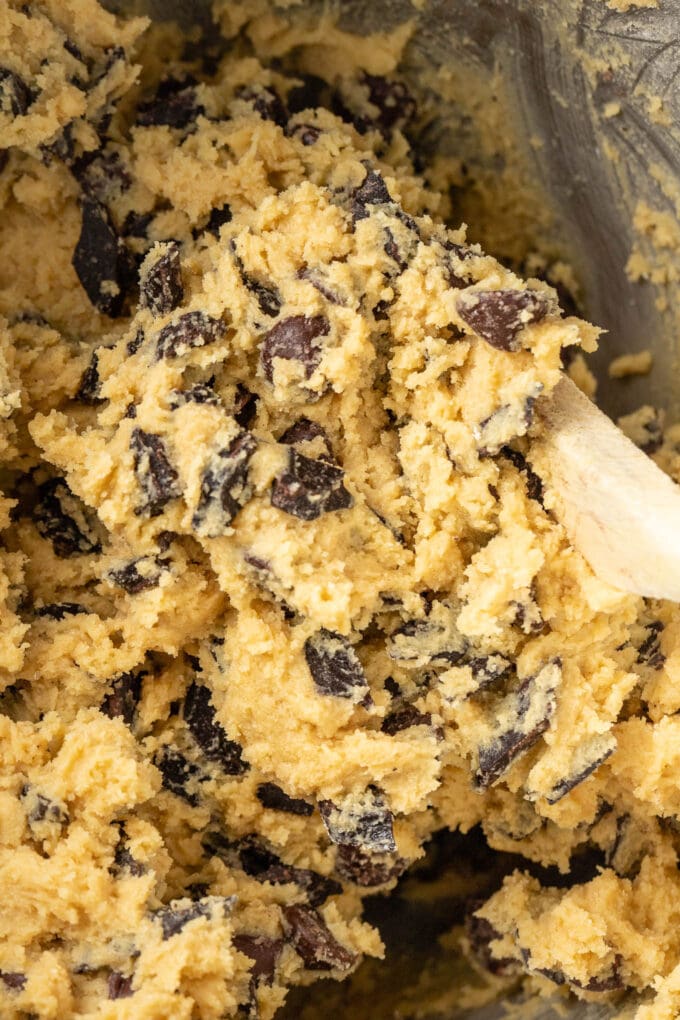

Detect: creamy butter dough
[2,2,680,1019]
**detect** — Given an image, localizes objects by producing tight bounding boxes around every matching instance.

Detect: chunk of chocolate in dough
[76,350,106,406]
[304,629,369,701]
[107,972,133,1000]
[500,446,544,504]
[36,602,87,621]
[296,266,344,305]
[184,681,248,775]
[260,315,329,383]
[0,971,27,991]
[319,787,396,854]
[351,168,393,222]
[637,620,665,670]
[108,557,164,594]
[233,837,341,907]
[130,429,180,518]
[237,84,288,127]
[545,735,616,804]
[73,199,135,318]
[33,478,102,558]
[201,202,232,237]
[334,844,407,887]
[256,782,314,816]
[381,703,431,735]
[232,384,258,428]
[361,73,416,136]
[137,76,204,129]
[139,242,184,316]
[101,670,145,727]
[233,934,283,986]
[0,68,33,117]
[154,897,235,940]
[279,418,334,460]
[111,825,146,877]
[170,380,221,409]
[271,450,353,521]
[233,250,282,318]
[192,431,258,537]
[388,607,467,667]
[154,746,205,806]
[457,289,549,352]
[474,659,561,789]
[466,654,515,694]
[156,310,226,359]
[282,905,356,971]
[465,904,519,977]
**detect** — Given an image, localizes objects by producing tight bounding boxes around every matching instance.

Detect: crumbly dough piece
[2,4,680,1020]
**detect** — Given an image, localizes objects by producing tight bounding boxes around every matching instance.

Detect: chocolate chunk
[108,557,164,594]
[123,210,153,239]
[102,670,145,726]
[304,629,369,701]
[279,418,333,460]
[271,450,352,521]
[130,429,180,518]
[260,315,329,383]
[72,148,131,203]
[139,242,184,316]
[233,250,282,318]
[233,934,283,985]
[296,266,343,305]
[319,787,396,853]
[286,74,328,114]
[154,746,204,805]
[156,310,226,359]
[467,654,514,694]
[289,123,322,145]
[127,327,144,355]
[383,227,407,271]
[381,703,431,735]
[232,384,258,428]
[266,865,342,908]
[637,620,665,670]
[234,838,341,907]
[457,289,550,352]
[192,431,258,537]
[238,85,287,127]
[111,828,146,878]
[475,659,561,789]
[571,958,624,993]
[33,478,102,558]
[500,446,544,504]
[465,903,518,977]
[108,972,133,999]
[0,971,27,991]
[170,381,221,409]
[0,68,32,117]
[20,785,69,831]
[388,607,467,667]
[137,77,204,129]
[184,681,248,775]
[361,73,416,136]
[76,351,106,406]
[351,168,392,222]
[256,782,314,817]
[155,900,212,940]
[202,203,232,238]
[511,591,544,635]
[281,905,356,971]
[73,198,135,318]
[546,736,615,804]
[36,602,87,621]
[334,844,406,887]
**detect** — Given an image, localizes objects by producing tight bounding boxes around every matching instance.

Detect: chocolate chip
[108,557,164,594]
[457,289,550,352]
[233,934,283,986]
[76,351,106,406]
[474,659,561,789]
[281,905,356,971]
[304,629,369,701]
[267,865,342,907]
[232,384,258,428]
[351,168,392,222]
[361,73,416,136]
[500,447,544,504]
[296,267,343,305]
[260,315,329,383]
[319,787,395,853]
[465,904,518,977]
[139,242,184,316]
[130,429,180,518]
[72,198,135,318]
[202,203,232,237]
[289,123,322,145]
[0,971,27,992]
[192,431,258,537]
[0,68,32,117]
[571,958,624,993]
[637,620,665,670]
[381,703,431,735]
[20,785,69,831]
[35,602,87,621]
[279,418,333,460]
[334,844,406,887]
[388,608,467,667]
[102,670,145,726]
[238,85,287,127]
[232,838,341,907]
[127,327,144,355]
[72,148,131,203]
[383,226,407,271]
[184,681,248,775]
[108,972,133,999]
[155,900,212,940]
[111,827,146,877]
[154,746,205,805]
[156,310,226,360]
[256,782,314,816]
[271,450,353,521]
[233,250,282,318]
[33,478,102,558]
[546,738,615,804]
[466,654,514,694]
[170,381,220,409]
[137,76,204,129]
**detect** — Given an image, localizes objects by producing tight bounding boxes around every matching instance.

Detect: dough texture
[1,2,680,1019]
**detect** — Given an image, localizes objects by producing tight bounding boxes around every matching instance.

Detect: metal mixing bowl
[102,1,680,1015]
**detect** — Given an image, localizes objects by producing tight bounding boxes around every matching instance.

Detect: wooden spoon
[530,375,680,602]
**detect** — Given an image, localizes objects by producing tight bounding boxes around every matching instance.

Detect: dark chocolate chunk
[233,249,282,318]
[288,123,322,145]
[571,958,624,993]
[170,381,221,409]
[125,403,137,419]
[108,557,163,594]
[155,900,211,940]
[108,972,133,999]
[281,905,356,971]
[334,844,406,887]
[319,787,396,853]
[286,74,328,114]
[130,429,180,518]
[111,828,146,878]
[36,602,87,621]
[511,591,544,635]
[500,446,544,504]
[232,384,258,428]
[361,73,416,136]
[72,148,131,203]
[154,746,204,806]
[33,478,102,558]
[0,971,27,992]
[279,418,333,460]
[457,289,550,352]
[381,703,431,735]
[256,782,314,817]
[233,838,341,907]
[260,315,329,383]
[233,934,283,985]
[546,738,615,804]
[137,76,204,129]
[304,629,368,701]
[72,198,135,318]
[20,785,69,830]
[296,266,343,305]
[184,681,248,775]
[139,242,184,316]
[127,327,144,355]
[637,620,665,670]
[76,351,106,406]
[122,210,153,239]
[351,168,392,222]
[192,431,258,537]
[474,659,561,789]
[465,902,518,977]
[0,68,32,117]
[238,85,287,127]
[102,670,145,726]
[388,609,467,667]
[271,450,352,521]
[467,654,514,694]
[202,203,232,238]
[156,310,226,360]
[263,864,341,908]
[383,226,407,271]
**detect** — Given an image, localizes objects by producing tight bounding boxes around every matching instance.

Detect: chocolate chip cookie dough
[2,1,680,1018]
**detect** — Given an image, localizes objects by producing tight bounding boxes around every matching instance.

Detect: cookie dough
[2,2,680,1018]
